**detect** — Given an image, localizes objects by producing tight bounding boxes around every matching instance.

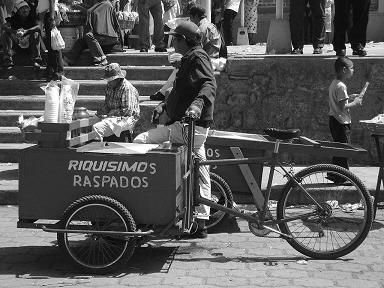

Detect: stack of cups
[43,85,60,123]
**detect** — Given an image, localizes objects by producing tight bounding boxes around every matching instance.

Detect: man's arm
[187,53,216,116]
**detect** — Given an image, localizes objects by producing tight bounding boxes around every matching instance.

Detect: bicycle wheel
[277,164,373,259]
[57,195,136,274]
[206,172,234,229]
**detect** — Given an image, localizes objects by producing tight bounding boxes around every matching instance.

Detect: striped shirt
[99,78,140,120]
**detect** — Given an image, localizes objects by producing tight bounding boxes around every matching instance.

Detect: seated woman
[93,63,140,140]
[1,0,43,68]
[63,0,123,66]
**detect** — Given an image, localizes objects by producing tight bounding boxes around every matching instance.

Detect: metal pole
[276,0,283,20]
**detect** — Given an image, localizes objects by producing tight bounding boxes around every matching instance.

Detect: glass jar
[72,107,90,120]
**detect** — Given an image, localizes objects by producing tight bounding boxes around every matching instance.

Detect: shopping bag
[51,26,65,50]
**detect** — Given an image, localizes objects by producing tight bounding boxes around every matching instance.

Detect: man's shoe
[180,228,207,239]
[291,48,303,55]
[352,48,367,57]
[150,91,165,101]
[313,48,323,54]
[140,48,148,52]
[335,49,346,56]
[154,46,167,52]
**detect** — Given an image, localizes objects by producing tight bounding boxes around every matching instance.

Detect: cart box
[24,117,100,148]
[206,130,368,195]
[19,143,186,225]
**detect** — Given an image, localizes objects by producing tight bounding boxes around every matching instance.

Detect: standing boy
[328,56,362,183]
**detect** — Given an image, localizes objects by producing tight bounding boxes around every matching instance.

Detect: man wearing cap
[133,21,216,239]
[1,0,42,68]
[93,63,140,139]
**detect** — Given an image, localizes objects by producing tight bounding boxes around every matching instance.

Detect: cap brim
[103,70,126,82]
[165,31,180,36]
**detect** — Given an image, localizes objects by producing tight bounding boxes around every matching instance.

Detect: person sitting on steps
[1,0,43,68]
[63,0,123,66]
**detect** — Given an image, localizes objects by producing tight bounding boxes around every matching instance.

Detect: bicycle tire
[277,164,373,259]
[206,172,234,229]
[57,195,136,274]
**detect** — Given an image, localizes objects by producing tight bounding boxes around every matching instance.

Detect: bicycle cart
[18,117,374,274]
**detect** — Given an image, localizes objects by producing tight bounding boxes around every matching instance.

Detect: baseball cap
[166,21,201,41]
[103,63,127,82]
[13,0,29,13]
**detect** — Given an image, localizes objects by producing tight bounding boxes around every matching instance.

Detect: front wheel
[277,164,373,259]
[57,195,136,274]
[206,172,234,229]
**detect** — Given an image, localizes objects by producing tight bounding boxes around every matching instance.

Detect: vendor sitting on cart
[93,62,140,140]
[133,21,216,239]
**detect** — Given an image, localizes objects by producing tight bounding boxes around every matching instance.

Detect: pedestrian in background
[37,0,64,80]
[134,0,167,52]
[327,56,363,183]
[222,0,241,46]
[244,0,259,45]
[289,0,326,54]
[333,0,370,56]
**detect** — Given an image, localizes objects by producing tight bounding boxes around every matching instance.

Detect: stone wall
[213,56,384,165]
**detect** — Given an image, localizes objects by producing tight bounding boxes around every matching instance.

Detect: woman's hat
[103,63,127,82]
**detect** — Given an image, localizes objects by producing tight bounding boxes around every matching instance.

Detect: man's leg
[85,32,108,65]
[93,118,115,140]
[349,0,370,53]
[1,30,14,66]
[44,13,64,80]
[333,0,350,54]
[29,31,42,65]
[223,9,237,46]
[138,0,150,51]
[289,0,305,52]
[149,0,165,50]
[309,0,326,51]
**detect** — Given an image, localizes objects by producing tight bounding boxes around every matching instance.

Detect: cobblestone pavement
[0,205,383,288]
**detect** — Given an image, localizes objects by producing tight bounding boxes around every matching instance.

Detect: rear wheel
[206,172,234,229]
[277,164,373,259]
[57,195,136,274]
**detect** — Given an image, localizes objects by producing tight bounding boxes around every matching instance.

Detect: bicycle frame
[183,118,325,236]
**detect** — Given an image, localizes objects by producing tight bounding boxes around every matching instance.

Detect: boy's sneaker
[313,47,323,54]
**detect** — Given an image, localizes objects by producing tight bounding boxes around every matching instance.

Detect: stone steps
[0,95,152,110]
[0,79,164,96]
[0,65,174,81]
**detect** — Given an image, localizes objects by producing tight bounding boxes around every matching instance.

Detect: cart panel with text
[19,143,186,225]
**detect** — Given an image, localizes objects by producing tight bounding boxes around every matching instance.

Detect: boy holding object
[328,56,366,184]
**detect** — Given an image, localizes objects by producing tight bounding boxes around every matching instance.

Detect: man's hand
[185,105,201,119]
[152,103,165,124]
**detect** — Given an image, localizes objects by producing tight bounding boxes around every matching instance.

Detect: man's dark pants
[333,0,371,51]
[290,0,326,49]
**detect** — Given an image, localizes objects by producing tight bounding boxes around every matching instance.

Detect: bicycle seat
[263,128,301,141]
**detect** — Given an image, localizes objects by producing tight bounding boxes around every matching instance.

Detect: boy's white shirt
[329,79,351,124]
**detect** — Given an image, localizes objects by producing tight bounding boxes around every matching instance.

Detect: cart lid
[76,142,160,154]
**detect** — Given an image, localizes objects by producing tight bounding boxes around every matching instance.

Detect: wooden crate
[25,117,100,148]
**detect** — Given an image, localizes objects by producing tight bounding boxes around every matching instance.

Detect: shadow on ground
[0,245,178,277]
